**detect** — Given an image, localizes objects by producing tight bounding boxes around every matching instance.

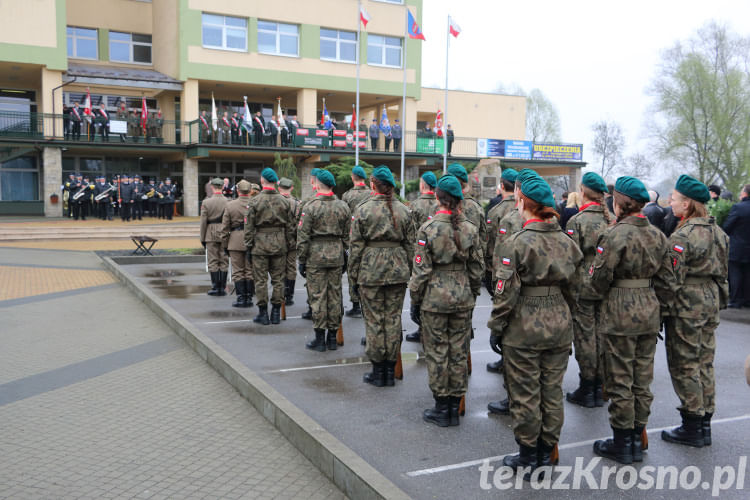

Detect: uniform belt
[231,224,244,231]
[366,241,401,248]
[208,217,223,224]
[684,276,712,285]
[256,226,283,233]
[433,262,466,271]
[520,286,561,296]
[312,235,341,242]
[612,279,652,288]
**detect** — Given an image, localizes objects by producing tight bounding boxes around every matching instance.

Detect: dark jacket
[723,198,750,262]
[663,206,679,237]
[485,194,503,215]
[119,182,134,203]
[560,207,579,230]
[643,202,666,232]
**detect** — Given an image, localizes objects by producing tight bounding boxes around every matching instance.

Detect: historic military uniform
[219,113,231,145]
[590,176,671,465]
[201,178,230,296]
[279,178,301,306]
[245,168,295,325]
[116,104,127,142]
[349,166,415,386]
[221,180,254,308]
[341,166,372,317]
[297,170,351,351]
[409,175,483,426]
[660,175,729,448]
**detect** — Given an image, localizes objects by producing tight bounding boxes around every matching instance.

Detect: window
[0,157,39,201]
[320,29,356,63]
[367,35,401,67]
[202,13,247,51]
[258,21,298,57]
[109,32,152,64]
[67,27,98,60]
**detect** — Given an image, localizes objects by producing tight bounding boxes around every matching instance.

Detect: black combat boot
[423,396,451,427]
[285,279,295,306]
[360,337,366,346]
[661,412,705,448]
[216,271,227,296]
[632,425,645,462]
[306,329,326,352]
[503,444,538,481]
[486,358,503,373]
[301,305,313,320]
[363,362,385,387]
[384,360,396,386]
[594,377,605,407]
[345,302,362,318]
[253,304,269,325]
[245,280,255,308]
[593,427,634,464]
[449,396,461,426]
[405,329,421,343]
[232,280,246,307]
[270,304,281,324]
[326,329,337,350]
[207,271,220,296]
[488,398,510,415]
[702,413,712,446]
[537,439,558,467]
[566,375,596,408]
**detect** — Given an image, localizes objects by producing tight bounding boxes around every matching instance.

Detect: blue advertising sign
[504,140,532,159]
[476,138,505,157]
[532,143,583,161]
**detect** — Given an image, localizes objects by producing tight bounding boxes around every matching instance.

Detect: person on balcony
[369,119,380,151]
[116,102,128,142]
[447,124,455,155]
[391,119,402,152]
[96,104,109,142]
[199,110,211,143]
[265,115,278,147]
[70,103,82,141]
[252,111,265,146]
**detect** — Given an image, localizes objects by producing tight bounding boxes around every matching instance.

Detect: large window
[320,29,356,63]
[109,32,152,64]
[258,21,298,57]
[0,157,39,201]
[202,13,247,51]
[67,27,98,60]
[367,35,402,67]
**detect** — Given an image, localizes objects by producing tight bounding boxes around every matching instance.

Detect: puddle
[148,279,180,286]
[192,310,252,320]
[302,374,357,394]
[152,284,210,298]
[141,269,204,278]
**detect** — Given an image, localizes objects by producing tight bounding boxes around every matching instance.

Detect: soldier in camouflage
[660,175,729,448]
[298,168,321,321]
[201,178,230,296]
[278,177,300,306]
[590,176,672,465]
[244,168,295,326]
[341,165,371,318]
[565,172,612,408]
[405,171,439,344]
[488,176,582,477]
[297,170,351,352]
[409,175,483,427]
[221,180,254,308]
[349,166,415,387]
[447,163,487,254]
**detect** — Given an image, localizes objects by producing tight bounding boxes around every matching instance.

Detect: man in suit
[252,111,265,145]
[723,184,750,308]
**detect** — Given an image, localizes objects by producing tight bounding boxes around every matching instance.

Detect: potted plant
[50,193,59,204]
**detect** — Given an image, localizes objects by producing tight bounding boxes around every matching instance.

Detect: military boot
[566,375,596,408]
[384,361,396,386]
[593,427,633,464]
[306,329,326,352]
[232,280,246,308]
[594,377,605,407]
[486,358,503,373]
[702,413,713,446]
[423,396,451,427]
[448,396,461,426]
[537,439,558,467]
[632,425,645,462]
[363,362,385,387]
[270,304,281,325]
[503,444,538,481]
[301,305,313,320]
[245,280,255,308]
[661,412,705,448]
[216,271,227,296]
[253,304,269,325]
[206,271,220,296]
[326,329,337,351]
[360,337,366,346]
[487,398,510,415]
[285,279,295,306]
[405,329,421,343]
[345,302,362,318]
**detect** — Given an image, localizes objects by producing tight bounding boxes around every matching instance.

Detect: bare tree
[591,120,625,179]
[624,153,654,181]
[526,89,561,143]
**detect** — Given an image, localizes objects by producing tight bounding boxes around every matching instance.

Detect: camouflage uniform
[491,209,524,280]
[244,188,295,306]
[200,193,229,272]
[589,215,671,430]
[297,194,351,330]
[410,192,439,231]
[485,195,515,276]
[488,219,582,448]
[342,184,371,304]
[221,195,252,281]
[461,194,488,255]
[409,213,483,397]
[349,195,415,362]
[661,217,729,417]
[281,193,301,280]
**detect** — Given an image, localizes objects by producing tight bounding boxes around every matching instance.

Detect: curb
[101,256,411,500]
[110,255,204,265]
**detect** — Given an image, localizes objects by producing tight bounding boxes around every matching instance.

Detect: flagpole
[443,16,450,174]
[400,10,408,198]
[355,0,361,167]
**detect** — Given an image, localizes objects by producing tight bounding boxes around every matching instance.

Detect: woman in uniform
[488,175,582,477]
[349,166,415,387]
[661,175,729,448]
[409,175,483,426]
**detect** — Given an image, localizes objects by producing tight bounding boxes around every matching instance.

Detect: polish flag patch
[496,280,504,293]
[486,219,492,224]
[428,216,433,219]
[502,258,511,266]
[673,245,684,253]
[418,240,426,246]
[567,229,574,235]
[597,246,604,254]
[499,228,507,235]
[352,215,355,220]
[415,255,422,265]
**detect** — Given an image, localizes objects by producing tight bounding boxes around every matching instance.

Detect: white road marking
[404,413,750,477]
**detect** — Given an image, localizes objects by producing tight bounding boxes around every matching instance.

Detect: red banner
[332,140,347,147]
[315,129,329,137]
[355,131,367,138]
[296,128,309,136]
[333,130,347,137]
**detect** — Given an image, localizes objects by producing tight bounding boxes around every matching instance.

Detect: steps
[0,224,200,241]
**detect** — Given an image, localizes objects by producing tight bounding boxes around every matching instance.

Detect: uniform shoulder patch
[567,229,574,235]
[673,244,684,253]
[502,257,511,266]
[496,279,505,294]
[418,239,426,246]
[596,246,604,254]
[415,254,422,265]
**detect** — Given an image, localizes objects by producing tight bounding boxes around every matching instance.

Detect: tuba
[72,183,91,200]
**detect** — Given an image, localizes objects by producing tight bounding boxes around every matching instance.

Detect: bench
[131,235,158,256]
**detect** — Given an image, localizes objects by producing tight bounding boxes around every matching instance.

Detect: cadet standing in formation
[201,178,230,297]
[349,166,415,387]
[298,168,321,320]
[278,178,300,306]
[245,168,294,326]
[297,170,351,351]
[341,165,372,318]
[221,179,254,308]
[409,175,483,426]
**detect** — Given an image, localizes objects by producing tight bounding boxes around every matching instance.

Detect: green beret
[675,174,710,203]
[501,168,518,183]
[421,171,437,188]
[278,177,294,189]
[447,163,468,183]
[516,168,541,186]
[352,165,367,179]
[614,176,649,203]
[236,180,251,193]
[437,175,463,200]
[582,172,608,193]
[261,168,279,183]
[210,177,223,187]
[521,177,556,208]
[316,170,336,188]
[372,165,395,187]
[310,168,320,178]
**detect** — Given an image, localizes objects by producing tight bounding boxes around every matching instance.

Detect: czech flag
[407,10,425,40]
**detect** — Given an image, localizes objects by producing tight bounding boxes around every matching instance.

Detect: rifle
[459,394,466,416]
[467,350,472,376]
[550,444,559,465]
[394,351,403,380]
[281,301,286,321]
[641,428,649,450]
[336,321,344,346]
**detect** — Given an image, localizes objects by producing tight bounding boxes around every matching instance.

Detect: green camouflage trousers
[665,316,717,416]
[229,250,253,281]
[253,254,285,305]
[603,333,657,429]
[421,309,472,398]
[504,344,570,448]
[206,242,228,272]
[572,299,604,381]
[347,272,360,304]
[286,248,297,280]
[361,284,406,363]
[307,266,343,330]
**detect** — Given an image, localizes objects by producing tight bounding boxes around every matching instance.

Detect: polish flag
[83,89,92,117]
[350,104,356,130]
[449,17,461,38]
[141,96,148,131]
[360,6,371,29]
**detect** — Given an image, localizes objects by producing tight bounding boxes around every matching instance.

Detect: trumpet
[95,184,115,201]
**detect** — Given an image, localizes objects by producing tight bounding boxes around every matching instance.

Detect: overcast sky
[418,0,750,171]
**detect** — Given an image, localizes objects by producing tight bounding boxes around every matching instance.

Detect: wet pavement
[124,261,750,499]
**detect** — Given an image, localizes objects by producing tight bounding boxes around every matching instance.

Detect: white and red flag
[83,89,92,119]
[141,96,148,131]
[360,6,371,29]
[449,16,461,38]
[435,108,443,137]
